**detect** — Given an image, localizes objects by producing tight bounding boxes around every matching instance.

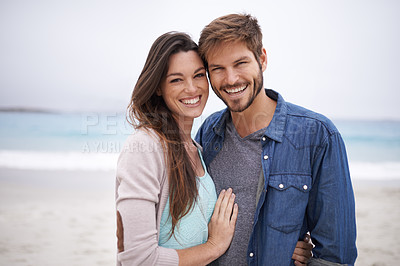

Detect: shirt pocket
[266,174,311,234]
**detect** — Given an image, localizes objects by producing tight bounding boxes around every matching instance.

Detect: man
[195,14,357,265]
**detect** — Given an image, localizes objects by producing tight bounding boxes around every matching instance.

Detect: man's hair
[198,13,263,67]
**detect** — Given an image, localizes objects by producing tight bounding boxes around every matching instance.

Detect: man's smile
[224,84,247,95]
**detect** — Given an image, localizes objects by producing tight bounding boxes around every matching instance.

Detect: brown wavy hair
[127,32,200,236]
[199,13,263,67]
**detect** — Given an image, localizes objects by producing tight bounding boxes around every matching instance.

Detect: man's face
[206,41,267,113]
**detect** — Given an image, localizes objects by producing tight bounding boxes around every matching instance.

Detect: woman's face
[159,50,209,123]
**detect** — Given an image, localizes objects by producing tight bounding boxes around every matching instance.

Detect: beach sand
[352,179,400,266]
[0,169,116,266]
[0,169,399,266]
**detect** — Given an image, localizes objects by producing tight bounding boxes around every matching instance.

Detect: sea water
[0,112,129,171]
[0,112,399,179]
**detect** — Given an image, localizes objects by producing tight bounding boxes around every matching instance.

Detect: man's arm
[307,133,357,265]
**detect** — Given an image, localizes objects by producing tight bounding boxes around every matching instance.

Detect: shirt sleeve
[307,132,357,264]
[115,132,179,266]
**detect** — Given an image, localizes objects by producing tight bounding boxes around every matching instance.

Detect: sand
[0,169,116,266]
[0,169,399,266]
[352,180,400,266]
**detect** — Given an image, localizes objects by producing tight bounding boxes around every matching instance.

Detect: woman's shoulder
[118,127,166,171]
[122,127,164,154]
[125,127,160,142]
[117,127,167,184]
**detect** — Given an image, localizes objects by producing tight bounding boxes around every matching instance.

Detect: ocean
[0,112,399,180]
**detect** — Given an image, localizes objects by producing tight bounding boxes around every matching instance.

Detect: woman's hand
[293,233,313,265]
[206,188,238,258]
[175,188,238,265]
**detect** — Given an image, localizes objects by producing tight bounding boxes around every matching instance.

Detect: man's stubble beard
[211,68,264,113]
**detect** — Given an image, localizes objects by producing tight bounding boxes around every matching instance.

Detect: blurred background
[1,0,400,119]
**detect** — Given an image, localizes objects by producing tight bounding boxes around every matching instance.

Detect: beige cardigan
[115,128,179,265]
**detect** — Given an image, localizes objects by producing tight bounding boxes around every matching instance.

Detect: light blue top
[159,149,217,249]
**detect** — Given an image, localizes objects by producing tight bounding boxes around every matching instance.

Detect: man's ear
[260,48,267,72]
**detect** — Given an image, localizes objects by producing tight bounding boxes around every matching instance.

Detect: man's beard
[212,69,264,113]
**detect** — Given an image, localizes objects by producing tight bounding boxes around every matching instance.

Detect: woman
[115,32,311,265]
[116,32,237,265]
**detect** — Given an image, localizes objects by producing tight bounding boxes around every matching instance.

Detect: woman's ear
[156,87,162,96]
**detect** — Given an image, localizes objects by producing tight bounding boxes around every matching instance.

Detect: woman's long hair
[127,32,200,236]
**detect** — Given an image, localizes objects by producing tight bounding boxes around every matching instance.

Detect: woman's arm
[292,233,313,265]
[116,131,238,266]
[116,132,179,265]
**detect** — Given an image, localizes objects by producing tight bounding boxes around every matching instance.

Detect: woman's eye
[195,73,205,78]
[170,78,182,83]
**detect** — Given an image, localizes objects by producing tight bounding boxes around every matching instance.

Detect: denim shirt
[195,89,357,266]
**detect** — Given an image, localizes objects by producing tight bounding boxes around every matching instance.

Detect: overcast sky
[1,0,399,120]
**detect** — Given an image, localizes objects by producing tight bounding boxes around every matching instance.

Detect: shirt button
[262,136,266,141]
[249,252,254,258]
[303,185,308,190]
[279,183,284,189]
[263,155,269,160]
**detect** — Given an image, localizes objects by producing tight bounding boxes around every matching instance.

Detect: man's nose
[225,68,239,85]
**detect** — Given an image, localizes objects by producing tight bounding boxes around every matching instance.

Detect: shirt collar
[212,89,287,142]
[212,108,230,137]
[263,89,287,143]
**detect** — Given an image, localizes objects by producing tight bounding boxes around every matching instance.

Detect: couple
[115,14,357,265]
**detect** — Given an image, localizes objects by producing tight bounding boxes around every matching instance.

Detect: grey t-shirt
[209,117,266,265]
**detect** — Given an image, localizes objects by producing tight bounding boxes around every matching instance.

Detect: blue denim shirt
[195,89,357,266]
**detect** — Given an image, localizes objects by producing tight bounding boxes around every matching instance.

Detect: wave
[0,150,399,180]
[349,161,400,180]
[0,150,119,171]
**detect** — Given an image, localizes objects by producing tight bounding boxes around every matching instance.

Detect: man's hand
[293,233,313,265]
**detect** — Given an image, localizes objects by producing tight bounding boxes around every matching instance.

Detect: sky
[0,0,399,120]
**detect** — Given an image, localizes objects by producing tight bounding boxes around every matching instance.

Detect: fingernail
[227,188,232,192]
[231,193,235,198]
[221,189,226,194]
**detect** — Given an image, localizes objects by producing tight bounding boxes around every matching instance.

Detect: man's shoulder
[204,109,227,123]
[199,109,227,131]
[285,102,339,135]
[195,109,227,147]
